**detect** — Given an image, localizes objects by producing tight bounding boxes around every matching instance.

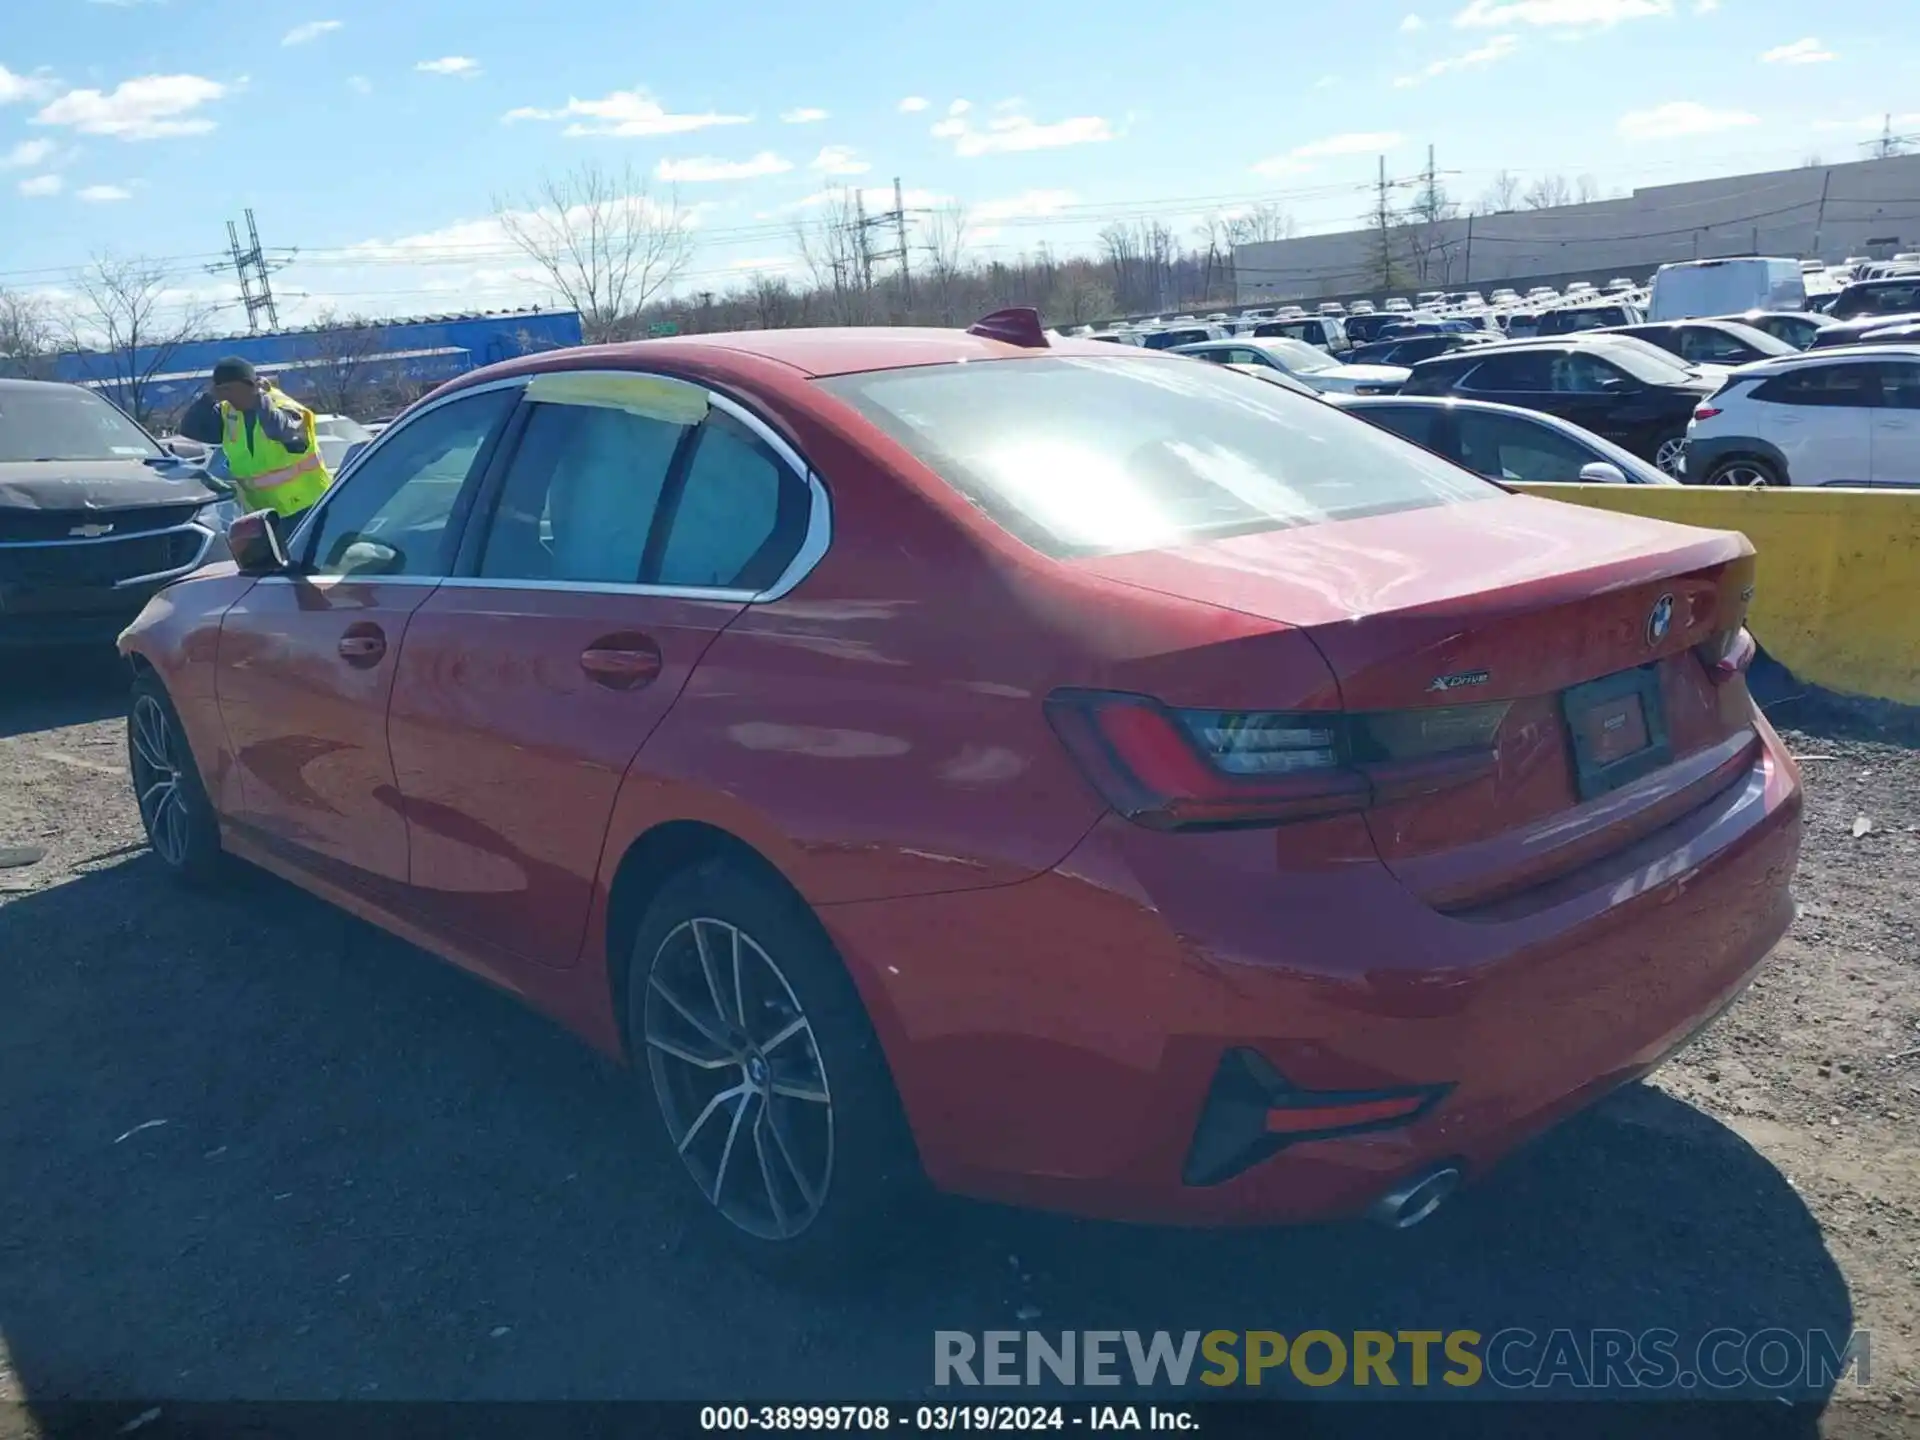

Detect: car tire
[626,858,922,1272]
[1652,432,1689,477]
[1705,456,1779,488]
[127,671,225,886]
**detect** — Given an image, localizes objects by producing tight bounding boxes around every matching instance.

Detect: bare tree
[1572,173,1601,205]
[1475,170,1522,215]
[1046,275,1115,327]
[494,163,693,344]
[1802,153,1825,169]
[1522,174,1573,211]
[795,192,877,326]
[293,310,391,417]
[1224,203,1295,246]
[63,256,218,427]
[0,288,56,379]
[1406,176,1463,284]
[921,203,971,325]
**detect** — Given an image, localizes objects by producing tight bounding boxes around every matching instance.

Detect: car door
[1453,407,1605,482]
[1748,363,1878,484]
[214,384,519,888]
[1549,350,1638,446]
[1869,359,1920,486]
[384,374,817,970]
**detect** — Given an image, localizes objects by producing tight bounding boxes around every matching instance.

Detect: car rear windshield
[817,356,1494,558]
[0,385,161,463]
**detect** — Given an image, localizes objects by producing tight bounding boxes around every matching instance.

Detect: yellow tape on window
[524,371,710,425]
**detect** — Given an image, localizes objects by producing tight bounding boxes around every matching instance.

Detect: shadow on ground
[0,649,126,740]
[0,853,1853,1427]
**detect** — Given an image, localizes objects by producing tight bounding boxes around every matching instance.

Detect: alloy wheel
[130,694,190,868]
[644,917,833,1240]
[1712,463,1770,488]
[1654,438,1687,476]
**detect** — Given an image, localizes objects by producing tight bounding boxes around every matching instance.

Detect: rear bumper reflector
[1182,1048,1450,1187]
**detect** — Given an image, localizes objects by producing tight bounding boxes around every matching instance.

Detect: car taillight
[1694,625,1757,685]
[1044,689,1508,831]
[1693,404,1722,421]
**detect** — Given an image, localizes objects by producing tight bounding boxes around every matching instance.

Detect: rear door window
[1461,353,1555,392]
[1753,365,1881,408]
[1351,405,1442,449]
[818,355,1491,559]
[654,410,812,591]
[1455,410,1595,481]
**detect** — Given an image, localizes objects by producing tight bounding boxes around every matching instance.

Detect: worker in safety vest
[187,357,333,519]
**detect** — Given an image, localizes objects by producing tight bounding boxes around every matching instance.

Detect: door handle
[338,624,386,667]
[580,636,663,691]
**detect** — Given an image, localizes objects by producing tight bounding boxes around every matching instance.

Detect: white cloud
[929,107,1113,157]
[655,151,792,183]
[347,75,372,94]
[897,95,929,112]
[1293,130,1404,159]
[771,184,949,218]
[1253,129,1401,178]
[78,183,133,201]
[415,56,481,78]
[809,145,869,176]
[970,189,1078,223]
[281,19,342,46]
[1760,37,1835,64]
[1313,74,1340,89]
[1454,0,1669,25]
[18,173,62,197]
[1616,100,1759,140]
[1694,0,1719,10]
[0,64,57,106]
[1400,12,1426,28]
[503,89,750,137]
[1395,32,1518,83]
[33,74,226,140]
[780,106,828,123]
[948,98,971,116]
[0,138,55,168]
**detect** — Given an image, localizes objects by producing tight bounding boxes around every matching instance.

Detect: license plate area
[1562,665,1671,800]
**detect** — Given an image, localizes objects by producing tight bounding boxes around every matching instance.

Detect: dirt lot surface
[2,652,1918,1437]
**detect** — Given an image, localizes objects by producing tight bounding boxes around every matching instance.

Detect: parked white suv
[1684,345,1920,487]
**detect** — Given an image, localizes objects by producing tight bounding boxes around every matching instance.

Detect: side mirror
[228,510,290,575]
[165,436,211,461]
[1578,461,1629,484]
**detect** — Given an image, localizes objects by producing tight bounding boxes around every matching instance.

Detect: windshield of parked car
[1591,339,1702,384]
[0,384,162,463]
[1255,338,1338,372]
[819,356,1494,558]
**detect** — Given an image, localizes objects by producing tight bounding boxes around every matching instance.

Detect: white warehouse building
[1234,152,1920,305]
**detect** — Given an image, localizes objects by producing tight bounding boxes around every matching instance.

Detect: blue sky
[2,0,1916,328]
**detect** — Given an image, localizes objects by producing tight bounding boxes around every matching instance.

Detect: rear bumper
[822,718,1803,1225]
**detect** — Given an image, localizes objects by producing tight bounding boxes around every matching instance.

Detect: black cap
[211,356,257,386]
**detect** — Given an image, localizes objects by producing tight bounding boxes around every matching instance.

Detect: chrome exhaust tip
[1368,1165,1461,1230]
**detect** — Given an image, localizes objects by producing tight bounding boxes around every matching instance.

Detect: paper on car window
[525,371,709,425]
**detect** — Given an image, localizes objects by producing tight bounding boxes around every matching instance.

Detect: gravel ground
[1,651,1918,1436]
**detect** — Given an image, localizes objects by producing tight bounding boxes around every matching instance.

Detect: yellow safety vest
[220,387,333,518]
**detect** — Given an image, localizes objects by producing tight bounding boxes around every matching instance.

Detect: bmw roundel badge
[1646,592,1675,647]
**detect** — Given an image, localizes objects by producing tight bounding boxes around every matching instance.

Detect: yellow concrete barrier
[1511,484,1920,708]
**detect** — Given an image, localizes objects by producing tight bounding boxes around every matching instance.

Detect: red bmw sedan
[119,311,1802,1257]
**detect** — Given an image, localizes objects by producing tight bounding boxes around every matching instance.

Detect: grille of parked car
[0,525,207,588]
[0,503,206,545]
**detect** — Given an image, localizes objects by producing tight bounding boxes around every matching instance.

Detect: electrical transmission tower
[213,209,284,333]
[846,180,914,308]
[1865,115,1920,160]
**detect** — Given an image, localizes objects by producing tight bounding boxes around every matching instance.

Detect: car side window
[1877,362,1920,411]
[476,402,690,584]
[1550,352,1627,393]
[653,410,811,592]
[303,387,516,579]
[1354,405,1440,449]
[1753,365,1879,408]
[1456,411,1594,481]
[1463,353,1553,392]
[1678,328,1747,364]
